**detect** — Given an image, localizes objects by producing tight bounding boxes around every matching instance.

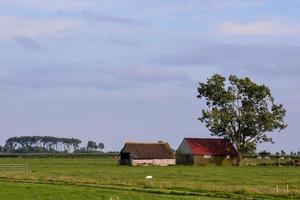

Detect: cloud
[82,10,147,26]
[14,37,43,50]
[218,20,300,35]
[119,66,189,83]
[0,65,191,90]
[1,0,264,13]
[154,42,300,78]
[0,0,92,11]
[107,38,139,47]
[0,16,80,38]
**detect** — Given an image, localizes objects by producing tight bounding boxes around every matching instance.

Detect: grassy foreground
[0,181,223,200]
[0,157,299,199]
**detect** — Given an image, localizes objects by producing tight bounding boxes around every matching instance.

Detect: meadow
[0,156,299,199]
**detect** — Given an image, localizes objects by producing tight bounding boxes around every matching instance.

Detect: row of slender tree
[258,150,300,156]
[0,136,104,153]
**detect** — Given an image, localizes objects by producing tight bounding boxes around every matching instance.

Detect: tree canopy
[0,136,106,154]
[197,74,287,165]
[87,140,97,151]
[4,136,82,153]
[98,143,105,151]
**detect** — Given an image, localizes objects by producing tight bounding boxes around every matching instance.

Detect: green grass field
[1,181,224,200]
[0,157,299,199]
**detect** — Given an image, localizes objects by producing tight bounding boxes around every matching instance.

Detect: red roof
[184,138,237,156]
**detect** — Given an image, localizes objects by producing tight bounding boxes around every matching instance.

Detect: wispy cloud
[0,65,190,90]
[0,16,80,38]
[14,36,43,50]
[107,38,139,47]
[82,10,147,26]
[154,42,300,78]
[218,20,300,35]
[0,0,92,11]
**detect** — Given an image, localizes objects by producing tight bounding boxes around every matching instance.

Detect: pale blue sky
[0,0,299,152]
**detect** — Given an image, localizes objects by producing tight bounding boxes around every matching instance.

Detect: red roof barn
[176,138,237,165]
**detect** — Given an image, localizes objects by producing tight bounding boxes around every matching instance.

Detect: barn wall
[176,140,192,155]
[119,158,131,165]
[175,139,194,165]
[193,155,237,166]
[119,153,132,165]
[176,154,194,165]
[176,154,237,166]
[132,159,175,166]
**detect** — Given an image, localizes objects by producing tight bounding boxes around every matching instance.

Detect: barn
[176,138,238,165]
[119,142,175,166]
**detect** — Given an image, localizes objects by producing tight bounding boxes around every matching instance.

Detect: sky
[0,0,299,152]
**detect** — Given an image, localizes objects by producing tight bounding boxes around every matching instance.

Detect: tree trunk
[236,151,243,166]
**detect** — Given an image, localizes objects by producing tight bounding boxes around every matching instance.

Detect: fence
[0,164,28,172]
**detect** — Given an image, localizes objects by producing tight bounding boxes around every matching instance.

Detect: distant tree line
[275,150,300,156]
[258,150,300,157]
[2,136,81,153]
[74,140,105,153]
[0,136,105,153]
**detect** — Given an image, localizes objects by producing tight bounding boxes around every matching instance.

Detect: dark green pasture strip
[0,180,226,200]
[0,181,201,200]
[0,178,290,200]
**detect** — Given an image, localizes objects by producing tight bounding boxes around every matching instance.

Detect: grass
[0,181,223,200]
[0,157,299,199]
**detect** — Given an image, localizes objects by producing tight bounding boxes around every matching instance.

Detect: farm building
[119,142,175,166]
[176,138,238,165]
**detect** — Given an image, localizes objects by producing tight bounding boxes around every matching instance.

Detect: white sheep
[145,176,153,179]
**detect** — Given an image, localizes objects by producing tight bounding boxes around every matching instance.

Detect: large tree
[197,74,287,165]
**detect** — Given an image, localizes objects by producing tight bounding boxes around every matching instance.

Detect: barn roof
[120,142,174,159]
[184,138,237,156]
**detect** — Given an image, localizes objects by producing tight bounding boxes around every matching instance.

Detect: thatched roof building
[120,142,175,166]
